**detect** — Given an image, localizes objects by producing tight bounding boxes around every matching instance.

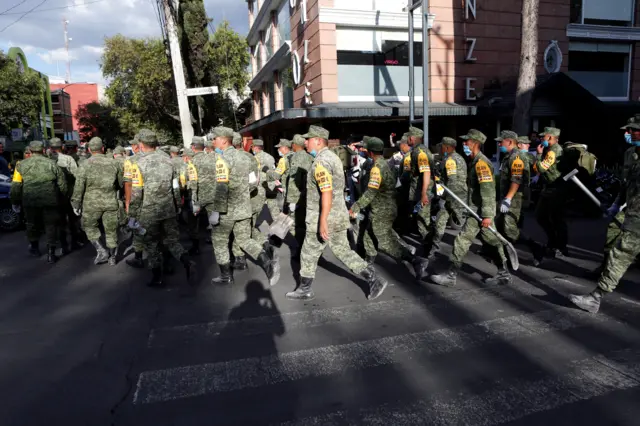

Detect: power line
[0,0,106,16]
[0,0,49,32]
[0,0,28,15]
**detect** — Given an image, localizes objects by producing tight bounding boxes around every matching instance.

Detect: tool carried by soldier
[268,212,294,240]
[563,169,625,227]
[436,182,519,270]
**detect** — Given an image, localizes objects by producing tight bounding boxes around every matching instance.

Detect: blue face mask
[463,146,472,157]
[278,151,284,157]
[215,148,223,154]
[625,133,633,144]
[310,150,317,158]
[520,148,529,154]
[499,146,508,154]
[633,141,640,147]
[542,140,549,148]
[443,152,448,158]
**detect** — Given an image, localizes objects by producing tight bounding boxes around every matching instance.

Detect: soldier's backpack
[330,145,354,172]
[563,142,597,176]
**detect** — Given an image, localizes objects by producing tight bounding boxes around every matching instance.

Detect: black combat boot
[28,241,41,257]
[286,277,315,301]
[212,263,233,285]
[256,249,281,287]
[108,248,117,266]
[188,239,200,256]
[70,237,83,251]
[180,254,196,281]
[147,267,164,288]
[364,254,376,266]
[163,254,175,275]
[360,266,388,300]
[126,251,144,268]
[232,255,248,271]
[91,240,109,265]
[430,264,458,288]
[405,254,429,281]
[568,287,605,314]
[263,241,278,262]
[485,267,512,286]
[47,245,58,264]
[60,240,70,256]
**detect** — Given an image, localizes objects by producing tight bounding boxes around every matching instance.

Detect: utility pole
[161,0,194,147]
[63,17,71,83]
[422,0,430,147]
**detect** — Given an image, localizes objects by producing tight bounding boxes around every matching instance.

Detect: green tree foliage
[209,21,250,93]
[75,101,125,147]
[0,50,43,129]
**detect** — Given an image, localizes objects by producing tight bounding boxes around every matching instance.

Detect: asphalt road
[1,212,640,426]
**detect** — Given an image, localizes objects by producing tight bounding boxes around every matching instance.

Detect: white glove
[73,207,82,216]
[500,198,511,214]
[607,203,620,219]
[289,203,296,212]
[208,211,220,226]
[191,200,201,216]
[12,205,21,214]
[248,172,257,185]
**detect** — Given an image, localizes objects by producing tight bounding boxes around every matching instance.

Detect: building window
[265,26,274,61]
[258,42,264,70]
[570,0,633,26]
[260,93,265,118]
[277,2,291,44]
[282,68,294,108]
[337,41,422,66]
[568,42,630,100]
[268,78,276,114]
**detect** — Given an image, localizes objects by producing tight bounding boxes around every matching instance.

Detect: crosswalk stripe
[276,347,640,426]
[133,308,617,405]
[147,285,524,348]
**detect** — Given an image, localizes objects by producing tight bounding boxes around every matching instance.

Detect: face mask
[463,146,472,157]
[633,141,640,147]
[310,150,317,158]
[215,148,223,154]
[520,148,529,154]
[542,140,549,148]
[443,152,448,158]
[359,152,367,158]
[499,146,508,154]
[625,133,633,144]
[278,151,284,157]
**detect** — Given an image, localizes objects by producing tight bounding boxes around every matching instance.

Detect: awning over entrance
[240,101,476,134]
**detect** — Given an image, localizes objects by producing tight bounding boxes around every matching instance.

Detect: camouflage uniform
[49,138,81,250]
[10,141,67,260]
[291,126,387,302]
[128,134,187,276]
[429,137,467,259]
[605,146,639,254]
[534,127,567,252]
[253,141,279,220]
[123,141,146,260]
[431,130,509,287]
[284,135,313,243]
[496,131,529,243]
[71,138,123,264]
[185,138,217,248]
[411,141,435,240]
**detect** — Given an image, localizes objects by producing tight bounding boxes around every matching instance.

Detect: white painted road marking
[133,308,617,404]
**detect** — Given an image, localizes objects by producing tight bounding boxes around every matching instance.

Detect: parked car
[0,175,21,232]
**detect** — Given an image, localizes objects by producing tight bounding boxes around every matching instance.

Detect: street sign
[11,129,23,141]
[184,86,219,97]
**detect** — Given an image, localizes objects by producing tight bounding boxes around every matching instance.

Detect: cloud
[0,0,248,83]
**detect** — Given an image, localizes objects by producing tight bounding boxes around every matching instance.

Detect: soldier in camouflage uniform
[535,127,567,260]
[349,137,429,280]
[568,137,640,313]
[286,126,388,301]
[231,131,266,270]
[123,133,146,268]
[10,141,67,263]
[169,146,183,170]
[406,127,435,242]
[113,146,126,163]
[427,137,467,260]
[495,130,528,243]
[71,138,123,266]
[210,127,280,286]
[49,137,81,252]
[431,129,511,287]
[65,140,80,164]
[186,137,217,255]
[252,139,280,221]
[128,131,194,287]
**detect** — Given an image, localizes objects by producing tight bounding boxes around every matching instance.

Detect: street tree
[75,101,125,147]
[512,0,539,136]
[0,50,43,131]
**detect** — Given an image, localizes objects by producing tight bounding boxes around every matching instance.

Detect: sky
[0,0,248,85]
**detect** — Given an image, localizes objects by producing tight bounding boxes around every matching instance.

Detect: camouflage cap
[365,136,384,152]
[138,130,158,146]
[301,125,330,140]
[183,148,195,157]
[621,114,640,130]
[211,126,234,138]
[495,130,519,142]
[252,139,264,147]
[441,137,457,147]
[88,137,103,151]
[275,138,292,148]
[539,127,561,137]
[399,132,410,144]
[49,137,63,148]
[204,139,213,148]
[28,140,44,152]
[408,126,424,138]
[292,134,305,146]
[233,132,242,146]
[113,146,125,155]
[459,129,487,144]
[159,145,171,153]
[517,136,531,145]
[191,136,205,148]
[169,146,180,154]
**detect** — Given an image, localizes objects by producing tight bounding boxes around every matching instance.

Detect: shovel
[563,169,624,227]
